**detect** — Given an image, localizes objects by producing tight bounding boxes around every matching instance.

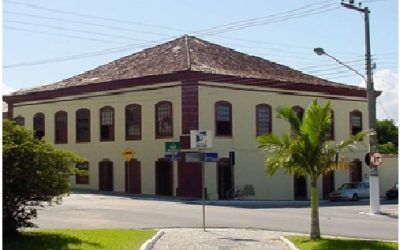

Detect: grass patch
[4,229,156,250]
[286,236,398,250]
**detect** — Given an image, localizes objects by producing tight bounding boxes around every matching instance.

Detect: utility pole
[341,0,380,214]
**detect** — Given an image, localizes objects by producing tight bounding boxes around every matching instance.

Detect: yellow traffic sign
[122,148,135,161]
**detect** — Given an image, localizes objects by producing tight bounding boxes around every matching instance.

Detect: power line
[4,25,127,44]
[4,19,151,42]
[192,0,337,35]
[2,0,382,69]
[194,5,339,36]
[3,40,167,68]
[4,0,186,33]
[3,11,174,38]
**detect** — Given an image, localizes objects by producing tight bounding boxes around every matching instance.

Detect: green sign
[165,142,181,154]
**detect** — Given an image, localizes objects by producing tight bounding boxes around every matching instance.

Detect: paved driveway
[32,192,398,240]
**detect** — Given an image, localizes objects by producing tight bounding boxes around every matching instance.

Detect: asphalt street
[32,192,398,241]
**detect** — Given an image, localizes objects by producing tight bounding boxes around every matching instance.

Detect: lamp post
[314,47,380,214]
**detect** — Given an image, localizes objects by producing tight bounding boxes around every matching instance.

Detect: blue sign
[205,153,218,162]
[164,153,182,161]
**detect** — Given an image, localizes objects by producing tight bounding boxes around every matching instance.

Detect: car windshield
[339,183,356,190]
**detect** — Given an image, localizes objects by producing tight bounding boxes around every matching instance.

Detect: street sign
[165,141,181,154]
[370,152,383,166]
[190,130,213,149]
[205,152,218,162]
[184,152,218,162]
[164,153,182,161]
[185,152,201,162]
[122,148,135,161]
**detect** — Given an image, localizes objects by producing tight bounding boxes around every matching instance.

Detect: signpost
[122,148,135,193]
[190,130,213,231]
[370,152,383,167]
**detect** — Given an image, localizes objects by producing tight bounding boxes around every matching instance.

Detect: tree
[376,119,398,154]
[256,100,370,239]
[3,119,80,238]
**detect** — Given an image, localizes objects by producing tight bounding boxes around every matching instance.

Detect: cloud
[2,83,14,95]
[373,69,398,122]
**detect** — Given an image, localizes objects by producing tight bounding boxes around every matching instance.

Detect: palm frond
[276,106,301,133]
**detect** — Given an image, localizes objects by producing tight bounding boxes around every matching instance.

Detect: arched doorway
[155,159,173,196]
[99,160,113,191]
[177,153,202,198]
[217,158,233,200]
[323,171,335,199]
[125,159,141,194]
[294,175,307,200]
[349,159,363,182]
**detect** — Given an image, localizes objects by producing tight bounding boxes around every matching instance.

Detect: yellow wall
[13,82,182,194]
[198,82,369,200]
[379,155,398,196]
[12,80,380,200]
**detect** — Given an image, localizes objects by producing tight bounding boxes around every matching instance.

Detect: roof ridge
[6,35,368,98]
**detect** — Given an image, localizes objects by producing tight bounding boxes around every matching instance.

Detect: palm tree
[257,100,370,239]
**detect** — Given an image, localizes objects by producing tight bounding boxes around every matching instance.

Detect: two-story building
[4,35,376,200]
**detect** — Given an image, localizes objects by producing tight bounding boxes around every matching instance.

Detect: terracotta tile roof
[11,35,363,96]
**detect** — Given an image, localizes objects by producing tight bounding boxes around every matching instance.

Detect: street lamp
[313,48,365,80]
[314,47,380,215]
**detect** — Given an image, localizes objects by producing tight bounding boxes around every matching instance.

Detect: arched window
[76,109,91,143]
[125,104,141,140]
[326,110,335,140]
[100,106,114,141]
[75,161,89,184]
[215,101,232,136]
[55,111,68,144]
[350,110,362,135]
[256,104,272,136]
[292,106,304,121]
[155,101,173,138]
[33,112,45,140]
[14,116,25,127]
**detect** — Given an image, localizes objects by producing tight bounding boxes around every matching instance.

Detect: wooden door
[99,160,113,191]
[349,159,362,182]
[125,160,141,194]
[323,171,335,199]
[294,176,307,200]
[155,159,173,196]
[177,154,202,198]
[217,158,233,200]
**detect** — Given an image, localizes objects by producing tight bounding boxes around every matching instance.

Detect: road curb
[139,229,165,250]
[280,236,299,250]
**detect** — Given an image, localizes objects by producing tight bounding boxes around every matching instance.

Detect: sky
[2,0,398,122]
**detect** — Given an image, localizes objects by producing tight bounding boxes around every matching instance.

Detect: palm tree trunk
[310,176,321,239]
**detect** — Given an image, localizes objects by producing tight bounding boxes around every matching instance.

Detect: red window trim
[256,104,272,136]
[350,110,363,136]
[55,110,68,144]
[14,115,25,127]
[76,108,91,143]
[215,101,232,137]
[292,105,304,121]
[327,110,335,141]
[75,161,89,184]
[125,104,142,140]
[33,112,45,140]
[155,101,173,139]
[100,106,115,141]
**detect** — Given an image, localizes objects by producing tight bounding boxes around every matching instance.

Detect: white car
[328,182,370,201]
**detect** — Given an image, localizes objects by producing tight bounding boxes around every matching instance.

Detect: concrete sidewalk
[150,228,293,250]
